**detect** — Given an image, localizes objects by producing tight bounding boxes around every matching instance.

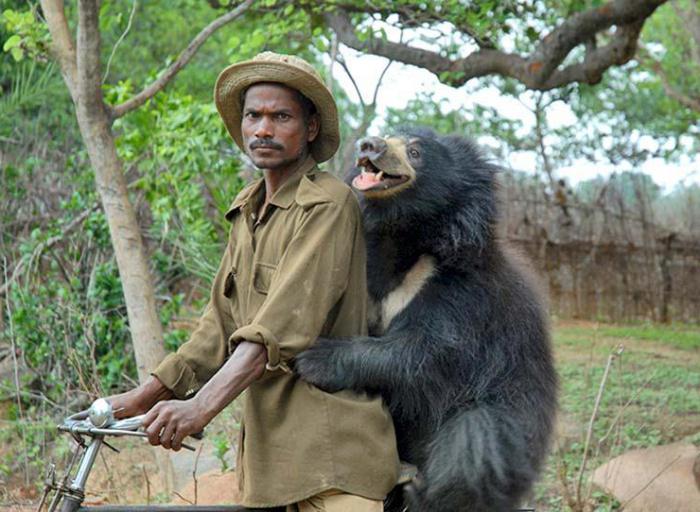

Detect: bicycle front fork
[38,436,103,512]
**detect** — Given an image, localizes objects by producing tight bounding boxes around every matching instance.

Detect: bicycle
[36,398,273,512]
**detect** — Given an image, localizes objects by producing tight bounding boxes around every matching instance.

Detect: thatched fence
[500,174,700,323]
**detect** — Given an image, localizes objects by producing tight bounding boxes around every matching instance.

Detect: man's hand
[139,341,267,451]
[108,376,174,420]
[142,398,207,451]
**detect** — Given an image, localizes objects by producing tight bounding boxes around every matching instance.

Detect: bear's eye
[408,147,420,159]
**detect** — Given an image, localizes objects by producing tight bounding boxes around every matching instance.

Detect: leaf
[526,26,539,42]
[3,34,21,51]
[10,46,23,61]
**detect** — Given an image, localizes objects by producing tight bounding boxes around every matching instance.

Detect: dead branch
[575,345,624,509]
[193,443,203,504]
[0,205,99,296]
[110,0,255,119]
[103,0,138,83]
[3,259,30,484]
[329,51,392,175]
[326,0,666,91]
[327,32,339,95]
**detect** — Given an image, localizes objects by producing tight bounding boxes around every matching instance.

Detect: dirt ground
[2,320,698,510]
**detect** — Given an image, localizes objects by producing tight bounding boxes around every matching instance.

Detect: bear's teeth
[377,171,385,180]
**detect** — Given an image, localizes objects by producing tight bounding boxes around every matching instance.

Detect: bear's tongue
[353,170,384,191]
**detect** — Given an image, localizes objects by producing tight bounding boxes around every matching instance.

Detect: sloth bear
[295,127,557,512]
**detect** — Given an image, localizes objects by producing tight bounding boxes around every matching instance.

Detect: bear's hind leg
[418,407,538,512]
[383,485,408,512]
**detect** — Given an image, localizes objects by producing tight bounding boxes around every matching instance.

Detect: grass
[1,319,698,510]
[536,320,700,511]
[554,322,700,351]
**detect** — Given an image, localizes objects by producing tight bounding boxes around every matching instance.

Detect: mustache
[249,139,283,151]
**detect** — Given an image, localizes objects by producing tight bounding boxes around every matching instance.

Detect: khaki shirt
[153,156,399,507]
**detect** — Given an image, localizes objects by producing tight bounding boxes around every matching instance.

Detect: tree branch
[540,20,644,89]
[336,54,366,107]
[110,0,255,119]
[672,0,700,67]
[640,49,700,113]
[371,58,392,106]
[326,0,667,91]
[39,0,78,98]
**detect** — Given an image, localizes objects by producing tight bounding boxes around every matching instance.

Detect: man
[110,52,399,511]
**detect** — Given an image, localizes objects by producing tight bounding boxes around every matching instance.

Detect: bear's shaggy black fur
[295,127,557,512]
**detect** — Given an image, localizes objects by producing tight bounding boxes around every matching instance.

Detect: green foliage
[382,91,525,161]
[212,433,231,472]
[641,1,700,113]
[1,6,49,61]
[3,196,134,400]
[108,83,245,284]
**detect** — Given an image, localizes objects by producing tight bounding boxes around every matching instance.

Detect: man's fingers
[142,402,163,429]
[171,430,185,452]
[145,412,167,446]
[160,420,176,450]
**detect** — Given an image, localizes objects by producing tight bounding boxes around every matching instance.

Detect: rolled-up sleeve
[152,242,238,398]
[228,194,358,368]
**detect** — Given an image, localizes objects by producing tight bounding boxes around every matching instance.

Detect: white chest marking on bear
[381,255,437,332]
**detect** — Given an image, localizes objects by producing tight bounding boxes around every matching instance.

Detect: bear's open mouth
[352,157,409,192]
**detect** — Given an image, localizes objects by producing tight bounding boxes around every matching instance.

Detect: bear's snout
[357,136,387,160]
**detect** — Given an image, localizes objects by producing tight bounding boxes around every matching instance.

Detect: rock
[592,442,700,512]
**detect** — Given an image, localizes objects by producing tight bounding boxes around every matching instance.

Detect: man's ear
[306,114,320,143]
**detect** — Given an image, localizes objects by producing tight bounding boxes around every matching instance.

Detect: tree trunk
[75,105,167,382]
[74,0,166,383]
[40,0,254,492]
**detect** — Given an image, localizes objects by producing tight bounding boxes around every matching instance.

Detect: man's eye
[244,112,259,119]
[276,113,291,121]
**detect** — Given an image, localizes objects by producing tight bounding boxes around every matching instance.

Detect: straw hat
[214,52,340,163]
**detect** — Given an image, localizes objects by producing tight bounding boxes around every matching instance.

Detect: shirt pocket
[253,262,277,295]
[223,264,237,299]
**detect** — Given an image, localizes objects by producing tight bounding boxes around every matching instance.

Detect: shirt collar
[268,155,318,210]
[225,155,318,221]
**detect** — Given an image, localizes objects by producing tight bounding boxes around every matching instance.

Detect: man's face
[241,83,320,172]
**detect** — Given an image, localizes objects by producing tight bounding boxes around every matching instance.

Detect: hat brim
[214,61,340,163]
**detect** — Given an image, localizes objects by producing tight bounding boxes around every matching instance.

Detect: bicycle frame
[37,402,269,512]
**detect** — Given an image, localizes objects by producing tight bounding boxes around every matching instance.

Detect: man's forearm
[193,340,267,425]
[111,375,174,419]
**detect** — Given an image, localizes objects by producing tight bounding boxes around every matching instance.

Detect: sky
[332,47,700,192]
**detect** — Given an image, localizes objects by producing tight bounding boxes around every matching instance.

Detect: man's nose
[356,136,387,160]
[254,116,274,139]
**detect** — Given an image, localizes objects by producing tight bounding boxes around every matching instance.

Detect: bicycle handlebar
[59,414,146,436]
[59,399,197,450]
